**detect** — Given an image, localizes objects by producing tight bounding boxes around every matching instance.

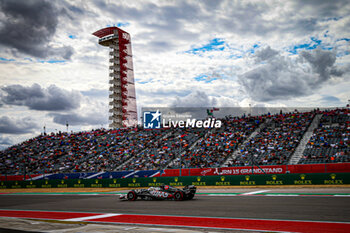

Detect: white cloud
[0,116,38,134]
[0,0,349,147]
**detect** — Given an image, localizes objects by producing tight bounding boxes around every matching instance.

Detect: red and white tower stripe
[93,27,137,128]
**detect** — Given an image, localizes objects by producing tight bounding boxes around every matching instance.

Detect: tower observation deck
[93,27,137,128]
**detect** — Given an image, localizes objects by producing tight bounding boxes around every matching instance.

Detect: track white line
[85,171,105,179]
[207,194,238,196]
[265,194,299,197]
[63,213,122,221]
[240,190,270,195]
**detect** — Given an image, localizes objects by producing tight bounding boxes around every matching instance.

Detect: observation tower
[93,27,137,128]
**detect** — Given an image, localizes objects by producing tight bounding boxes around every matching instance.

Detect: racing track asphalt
[0,194,349,223]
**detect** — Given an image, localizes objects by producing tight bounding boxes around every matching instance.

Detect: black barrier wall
[0,173,349,189]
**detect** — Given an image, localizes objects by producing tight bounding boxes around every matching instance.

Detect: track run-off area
[0,187,350,232]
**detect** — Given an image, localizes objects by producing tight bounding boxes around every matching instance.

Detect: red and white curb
[0,209,349,233]
[62,213,122,221]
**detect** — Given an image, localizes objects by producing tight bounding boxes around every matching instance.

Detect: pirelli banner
[0,173,349,189]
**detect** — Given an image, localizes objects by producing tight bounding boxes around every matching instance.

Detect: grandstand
[0,108,349,176]
[299,108,349,164]
[228,111,315,166]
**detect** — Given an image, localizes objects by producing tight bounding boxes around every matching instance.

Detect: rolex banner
[0,173,349,189]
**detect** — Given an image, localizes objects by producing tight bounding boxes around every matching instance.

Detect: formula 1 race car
[119,185,197,201]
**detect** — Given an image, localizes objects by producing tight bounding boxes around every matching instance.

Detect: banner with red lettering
[190,165,286,176]
[159,163,350,177]
[158,165,287,177]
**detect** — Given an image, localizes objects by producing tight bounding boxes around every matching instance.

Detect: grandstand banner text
[198,166,285,176]
[164,166,286,177]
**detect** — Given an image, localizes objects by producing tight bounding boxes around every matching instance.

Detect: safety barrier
[2,163,350,181]
[0,173,349,189]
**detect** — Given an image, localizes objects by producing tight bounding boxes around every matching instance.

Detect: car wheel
[174,191,184,201]
[187,194,194,200]
[127,191,137,201]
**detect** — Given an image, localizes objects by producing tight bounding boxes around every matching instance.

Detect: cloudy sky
[0,0,349,149]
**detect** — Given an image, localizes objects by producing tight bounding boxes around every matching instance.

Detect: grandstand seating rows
[299,108,349,164]
[1,109,349,175]
[231,111,315,166]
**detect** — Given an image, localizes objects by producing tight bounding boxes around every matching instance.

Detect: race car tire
[187,193,194,200]
[127,191,137,201]
[174,191,184,201]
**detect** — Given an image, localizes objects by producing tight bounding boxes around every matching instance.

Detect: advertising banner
[1,173,349,189]
[1,163,349,181]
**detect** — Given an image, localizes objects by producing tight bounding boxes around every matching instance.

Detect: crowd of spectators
[0,128,168,174]
[299,109,349,164]
[1,108,349,175]
[0,129,108,175]
[231,111,315,166]
[122,127,205,170]
[171,116,261,168]
[74,128,168,172]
